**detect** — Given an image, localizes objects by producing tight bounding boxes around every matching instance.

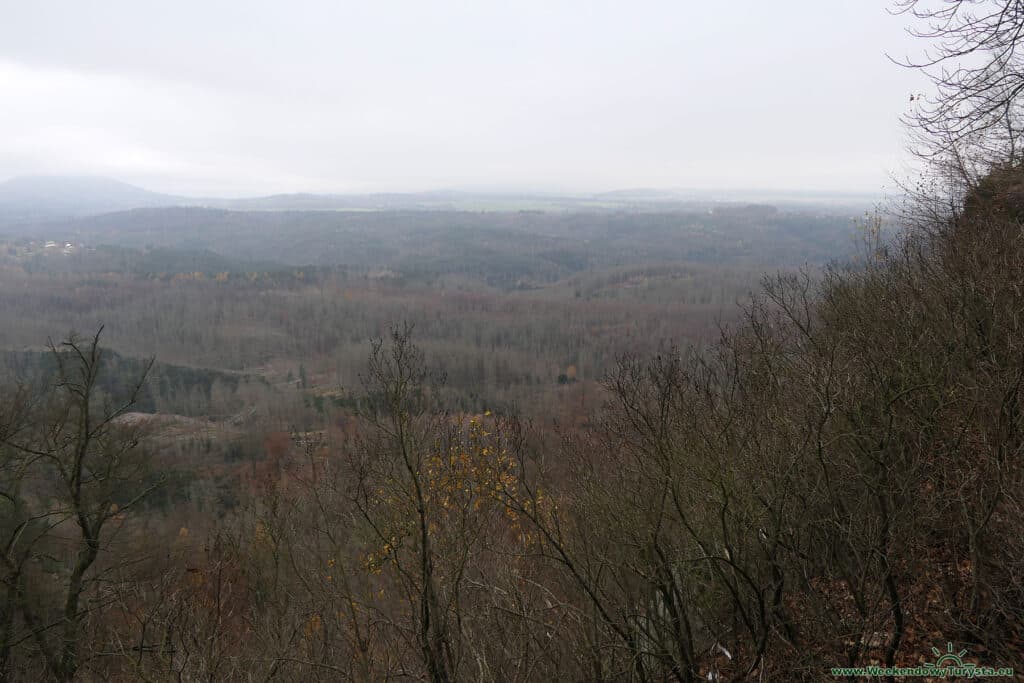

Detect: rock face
[962,165,1024,222]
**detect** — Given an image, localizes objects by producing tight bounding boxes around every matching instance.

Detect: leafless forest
[3,1,1024,681]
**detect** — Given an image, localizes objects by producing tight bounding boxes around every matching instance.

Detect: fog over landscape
[1,2,1023,682]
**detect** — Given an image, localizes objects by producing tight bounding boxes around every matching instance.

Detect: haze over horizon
[0,173,886,203]
[1,1,926,198]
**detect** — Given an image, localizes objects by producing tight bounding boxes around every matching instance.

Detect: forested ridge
[0,170,1020,680]
[4,0,1024,680]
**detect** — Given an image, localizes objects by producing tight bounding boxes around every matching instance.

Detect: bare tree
[895,0,1024,155]
[0,328,157,681]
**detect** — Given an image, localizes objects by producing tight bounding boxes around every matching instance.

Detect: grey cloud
[0,1,928,196]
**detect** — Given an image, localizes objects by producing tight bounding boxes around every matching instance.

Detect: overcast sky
[0,1,927,197]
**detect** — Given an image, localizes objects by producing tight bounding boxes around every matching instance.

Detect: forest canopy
[2,1,1024,681]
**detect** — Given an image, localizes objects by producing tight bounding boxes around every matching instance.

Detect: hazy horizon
[1,1,926,197]
[0,172,886,203]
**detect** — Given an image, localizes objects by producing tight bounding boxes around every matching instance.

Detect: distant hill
[0,176,187,225]
[11,203,858,280]
[0,175,881,230]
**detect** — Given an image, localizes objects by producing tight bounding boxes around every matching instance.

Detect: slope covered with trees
[4,1,1024,679]
[0,170,1021,681]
